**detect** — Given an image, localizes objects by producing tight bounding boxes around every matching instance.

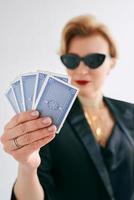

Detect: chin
[71,81,93,96]
[78,89,92,98]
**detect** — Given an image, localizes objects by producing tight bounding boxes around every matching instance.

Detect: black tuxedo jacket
[11,97,134,200]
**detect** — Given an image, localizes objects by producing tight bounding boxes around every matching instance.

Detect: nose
[76,61,89,75]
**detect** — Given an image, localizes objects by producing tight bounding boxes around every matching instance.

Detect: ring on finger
[13,137,22,149]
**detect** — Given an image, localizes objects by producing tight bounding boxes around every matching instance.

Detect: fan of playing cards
[5,71,79,133]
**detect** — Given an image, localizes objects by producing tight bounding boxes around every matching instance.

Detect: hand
[0,110,56,170]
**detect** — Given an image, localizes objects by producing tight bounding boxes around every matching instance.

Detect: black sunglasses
[60,53,106,69]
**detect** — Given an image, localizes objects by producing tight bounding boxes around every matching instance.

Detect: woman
[1,15,134,200]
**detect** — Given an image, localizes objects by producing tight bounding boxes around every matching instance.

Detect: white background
[0,0,134,199]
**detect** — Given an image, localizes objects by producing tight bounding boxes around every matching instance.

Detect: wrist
[18,163,38,176]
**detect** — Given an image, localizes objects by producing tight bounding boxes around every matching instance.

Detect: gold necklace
[84,110,103,143]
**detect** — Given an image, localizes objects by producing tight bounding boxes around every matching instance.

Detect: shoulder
[105,97,134,140]
[104,96,134,126]
[104,96,134,111]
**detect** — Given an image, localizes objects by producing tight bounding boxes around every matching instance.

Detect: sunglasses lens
[60,54,80,69]
[84,53,106,69]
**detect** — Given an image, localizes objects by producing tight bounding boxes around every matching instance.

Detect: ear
[110,57,117,69]
[107,57,117,75]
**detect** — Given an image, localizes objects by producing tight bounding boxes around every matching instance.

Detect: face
[66,34,115,98]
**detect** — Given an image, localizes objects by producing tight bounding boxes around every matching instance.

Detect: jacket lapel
[104,97,134,148]
[67,98,115,199]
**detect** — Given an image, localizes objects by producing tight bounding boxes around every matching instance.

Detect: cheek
[66,69,75,79]
[92,67,110,83]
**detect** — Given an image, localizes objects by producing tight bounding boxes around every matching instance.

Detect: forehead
[68,34,110,55]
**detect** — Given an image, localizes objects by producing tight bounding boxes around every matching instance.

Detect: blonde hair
[59,14,118,58]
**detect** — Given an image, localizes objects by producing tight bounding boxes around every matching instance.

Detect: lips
[75,80,91,85]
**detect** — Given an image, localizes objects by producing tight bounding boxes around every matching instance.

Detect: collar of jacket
[67,96,134,200]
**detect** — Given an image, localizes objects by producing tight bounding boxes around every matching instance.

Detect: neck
[78,93,104,112]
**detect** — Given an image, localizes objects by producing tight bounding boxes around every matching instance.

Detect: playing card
[49,71,70,83]
[5,86,20,113]
[32,71,48,108]
[40,70,70,83]
[33,75,79,133]
[32,71,70,108]
[11,79,25,112]
[20,73,37,111]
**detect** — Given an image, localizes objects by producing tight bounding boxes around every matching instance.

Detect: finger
[5,110,39,130]
[17,125,56,147]
[4,125,57,152]
[3,117,52,141]
[11,133,56,161]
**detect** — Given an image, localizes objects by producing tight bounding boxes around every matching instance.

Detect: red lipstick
[75,80,90,85]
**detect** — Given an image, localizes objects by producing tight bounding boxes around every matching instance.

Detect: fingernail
[42,117,51,124]
[48,125,56,132]
[31,111,39,116]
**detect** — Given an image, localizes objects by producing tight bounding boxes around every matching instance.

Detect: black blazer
[11,97,134,200]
